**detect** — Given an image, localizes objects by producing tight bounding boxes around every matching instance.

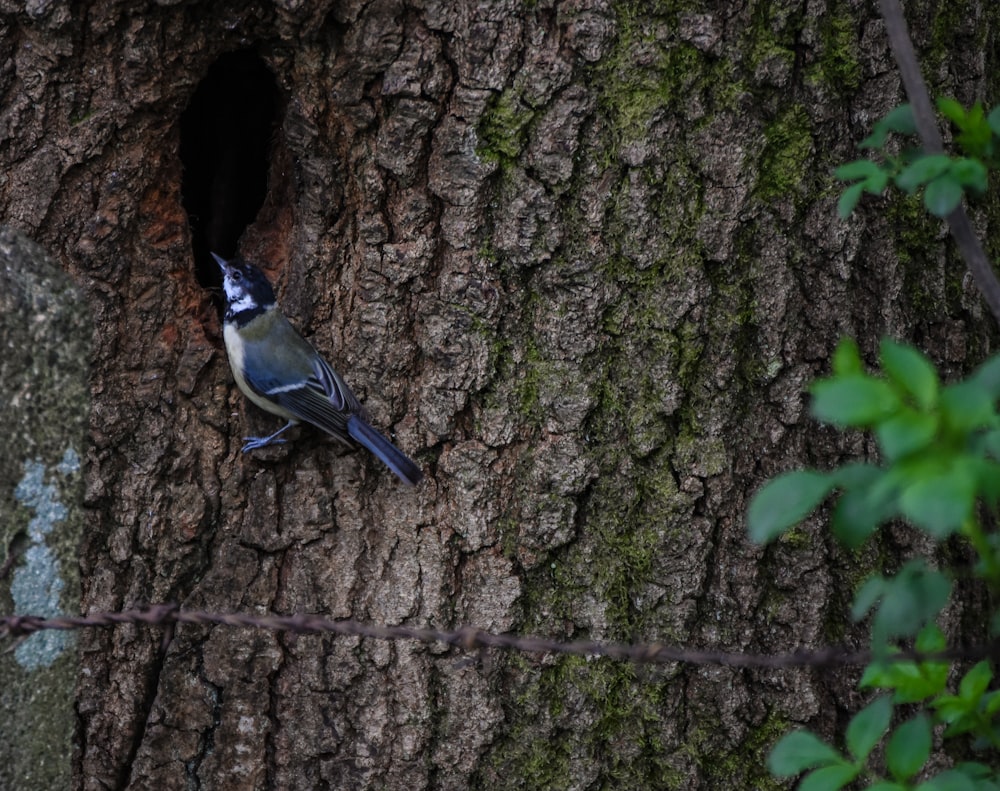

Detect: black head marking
[214,253,277,322]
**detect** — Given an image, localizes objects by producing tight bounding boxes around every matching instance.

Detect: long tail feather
[347,415,423,485]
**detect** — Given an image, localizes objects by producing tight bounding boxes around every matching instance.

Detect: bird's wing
[271,383,353,443]
[239,316,366,444]
[310,354,367,419]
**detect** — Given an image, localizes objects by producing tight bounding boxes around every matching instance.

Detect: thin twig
[878,0,1000,324]
[2,606,998,668]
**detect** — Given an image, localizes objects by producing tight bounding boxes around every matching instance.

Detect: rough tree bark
[1,1,998,788]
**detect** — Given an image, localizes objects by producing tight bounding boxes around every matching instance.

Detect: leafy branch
[750,339,1000,790]
[836,101,996,219]
[841,0,1000,326]
[750,3,1000,788]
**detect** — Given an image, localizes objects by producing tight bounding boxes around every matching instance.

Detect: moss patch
[594,3,742,152]
[478,90,537,166]
[809,6,862,93]
[481,655,688,789]
[695,711,790,790]
[756,104,814,203]
[473,1,820,787]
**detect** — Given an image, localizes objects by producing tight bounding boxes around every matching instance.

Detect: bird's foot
[238,420,297,453]
[241,435,288,453]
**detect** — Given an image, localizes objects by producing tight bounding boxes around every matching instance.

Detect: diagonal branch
[879,0,1000,325]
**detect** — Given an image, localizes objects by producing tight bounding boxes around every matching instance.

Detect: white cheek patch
[224,275,257,313]
[223,277,242,302]
[230,292,257,313]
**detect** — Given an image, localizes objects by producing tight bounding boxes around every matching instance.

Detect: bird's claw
[241,436,288,453]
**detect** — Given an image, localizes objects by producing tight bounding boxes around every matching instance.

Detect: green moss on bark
[802,2,862,94]
[756,104,814,202]
[478,91,537,166]
[471,1,894,788]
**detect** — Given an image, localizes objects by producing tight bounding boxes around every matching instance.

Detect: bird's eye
[232,270,243,282]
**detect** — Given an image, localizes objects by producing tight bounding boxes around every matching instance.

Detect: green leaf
[879,339,939,410]
[865,169,889,194]
[952,761,995,780]
[876,409,939,461]
[860,625,949,702]
[937,97,967,127]
[860,130,887,149]
[846,695,893,761]
[916,621,947,653]
[868,561,952,643]
[941,380,997,431]
[811,375,901,427]
[955,104,993,158]
[853,576,887,621]
[916,768,983,791]
[854,562,952,642]
[861,104,916,148]
[747,470,834,544]
[958,661,992,701]
[924,175,963,217]
[896,154,952,193]
[831,470,898,549]
[933,695,980,738]
[886,714,932,781]
[835,159,884,181]
[969,354,1000,398]
[838,181,866,219]
[965,102,986,128]
[966,457,1000,508]
[988,105,1000,137]
[932,693,971,725]
[832,338,862,376]
[799,763,859,791]
[898,463,974,538]
[828,463,896,548]
[977,429,1000,461]
[862,660,947,703]
[883,104,916,135]
[950,158,988,194]
[830,461,881,488]
[767,730,843,776]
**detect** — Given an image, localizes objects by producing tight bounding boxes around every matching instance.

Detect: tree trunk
[1,0,997,788]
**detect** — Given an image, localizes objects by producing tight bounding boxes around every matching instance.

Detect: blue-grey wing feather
[238,314,366,444]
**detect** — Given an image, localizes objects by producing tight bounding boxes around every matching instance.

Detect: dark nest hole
[179,49,282,290]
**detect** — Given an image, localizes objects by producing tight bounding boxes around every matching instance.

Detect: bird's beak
[211,252,229,274]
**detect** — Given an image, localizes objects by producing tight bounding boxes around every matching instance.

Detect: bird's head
[212,253,276,318]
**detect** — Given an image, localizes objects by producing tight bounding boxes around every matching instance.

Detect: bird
[213,252,423,485]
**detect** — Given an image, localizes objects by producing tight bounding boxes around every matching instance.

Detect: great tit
[214,253,423,486]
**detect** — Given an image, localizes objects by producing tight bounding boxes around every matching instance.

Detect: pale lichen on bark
[0,227,89,791]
